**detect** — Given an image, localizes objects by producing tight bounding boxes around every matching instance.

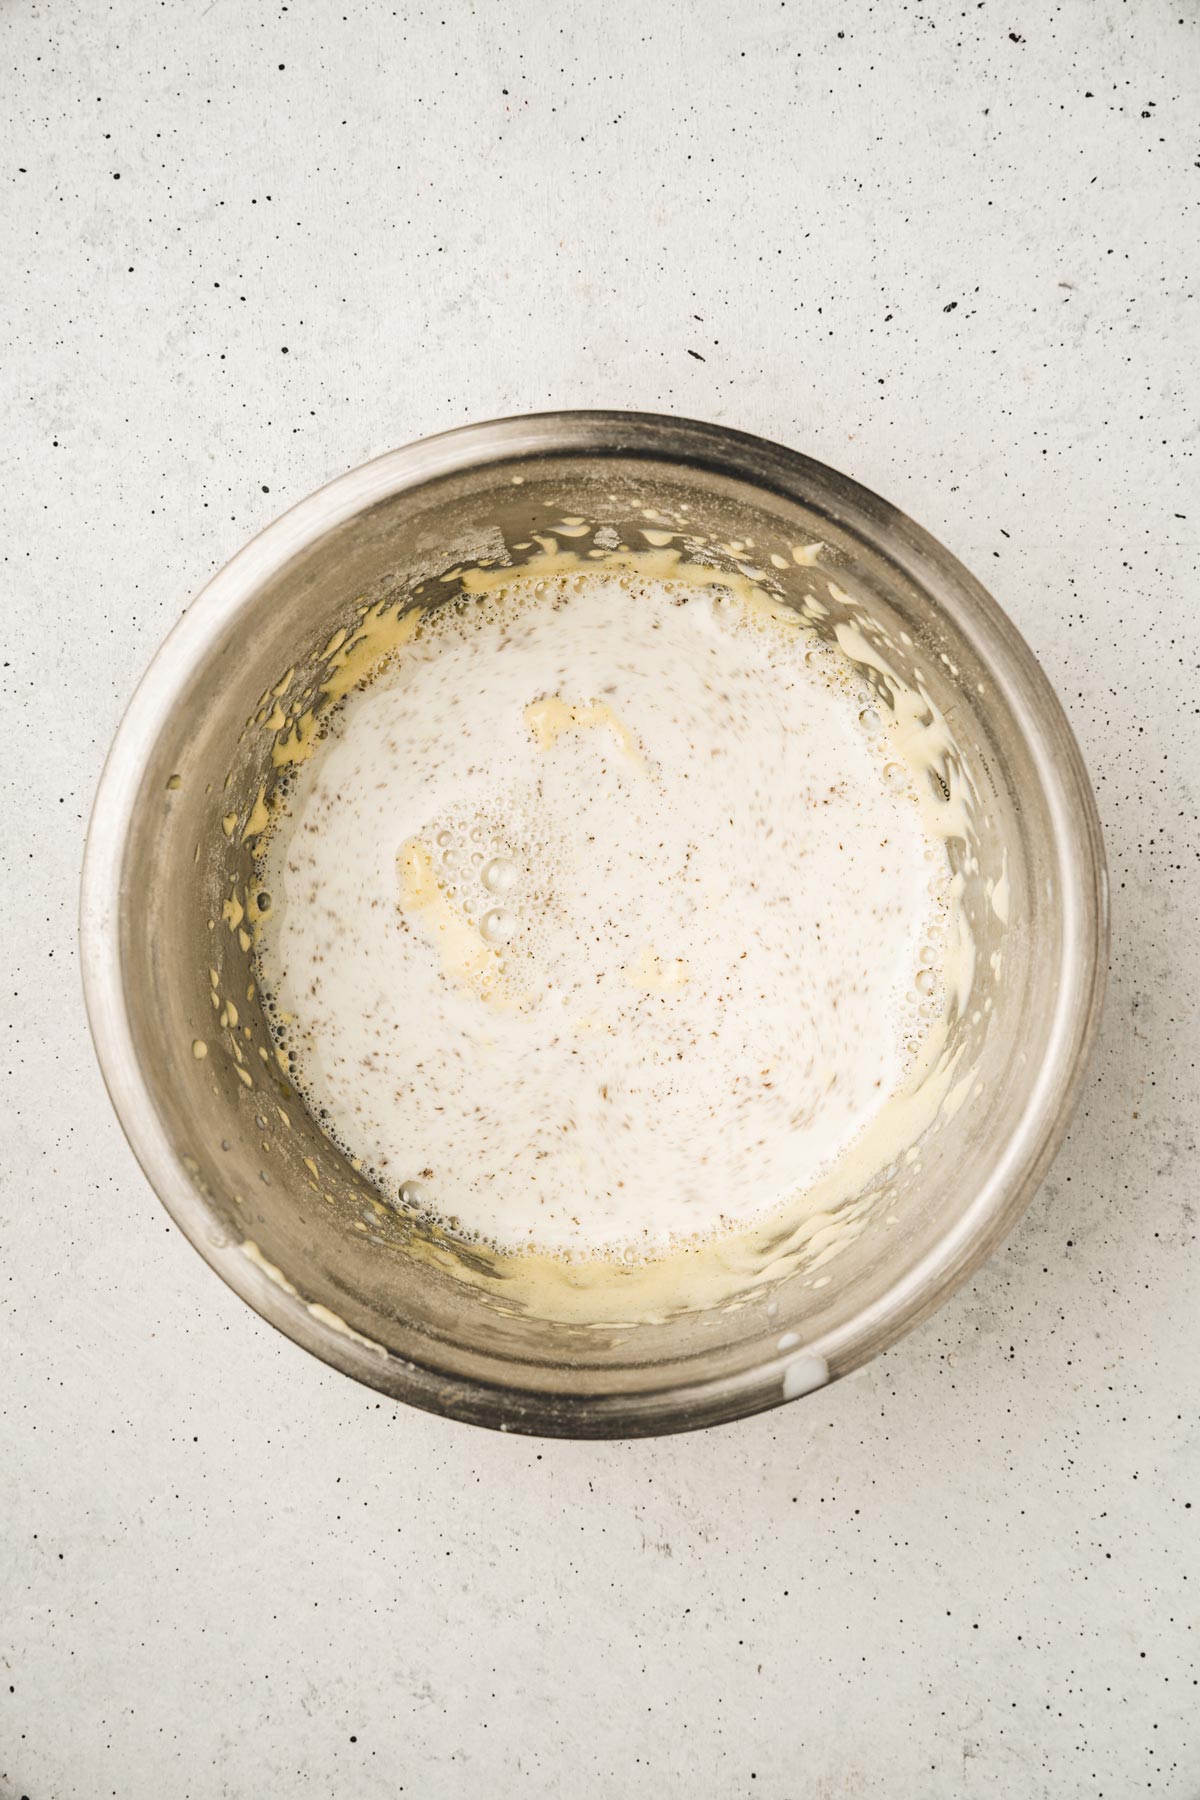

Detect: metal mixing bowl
[80,412,1107,1437]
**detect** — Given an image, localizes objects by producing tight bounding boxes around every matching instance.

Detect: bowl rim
[79,409,1109,1438]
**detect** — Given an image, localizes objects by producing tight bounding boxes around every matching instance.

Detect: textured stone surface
[2,1,1197,1793]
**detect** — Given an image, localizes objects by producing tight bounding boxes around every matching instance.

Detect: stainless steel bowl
[81,412,1107,1437]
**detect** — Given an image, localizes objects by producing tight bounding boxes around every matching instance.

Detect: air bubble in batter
[481,908,516,944]
[483,857,518,895]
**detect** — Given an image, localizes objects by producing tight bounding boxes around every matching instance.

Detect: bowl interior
[85,420,1104,1434]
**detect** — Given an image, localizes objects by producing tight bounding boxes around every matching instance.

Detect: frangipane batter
[256,568,950,1258]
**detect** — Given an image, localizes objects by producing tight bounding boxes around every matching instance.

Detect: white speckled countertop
[3,2,1197,1794]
